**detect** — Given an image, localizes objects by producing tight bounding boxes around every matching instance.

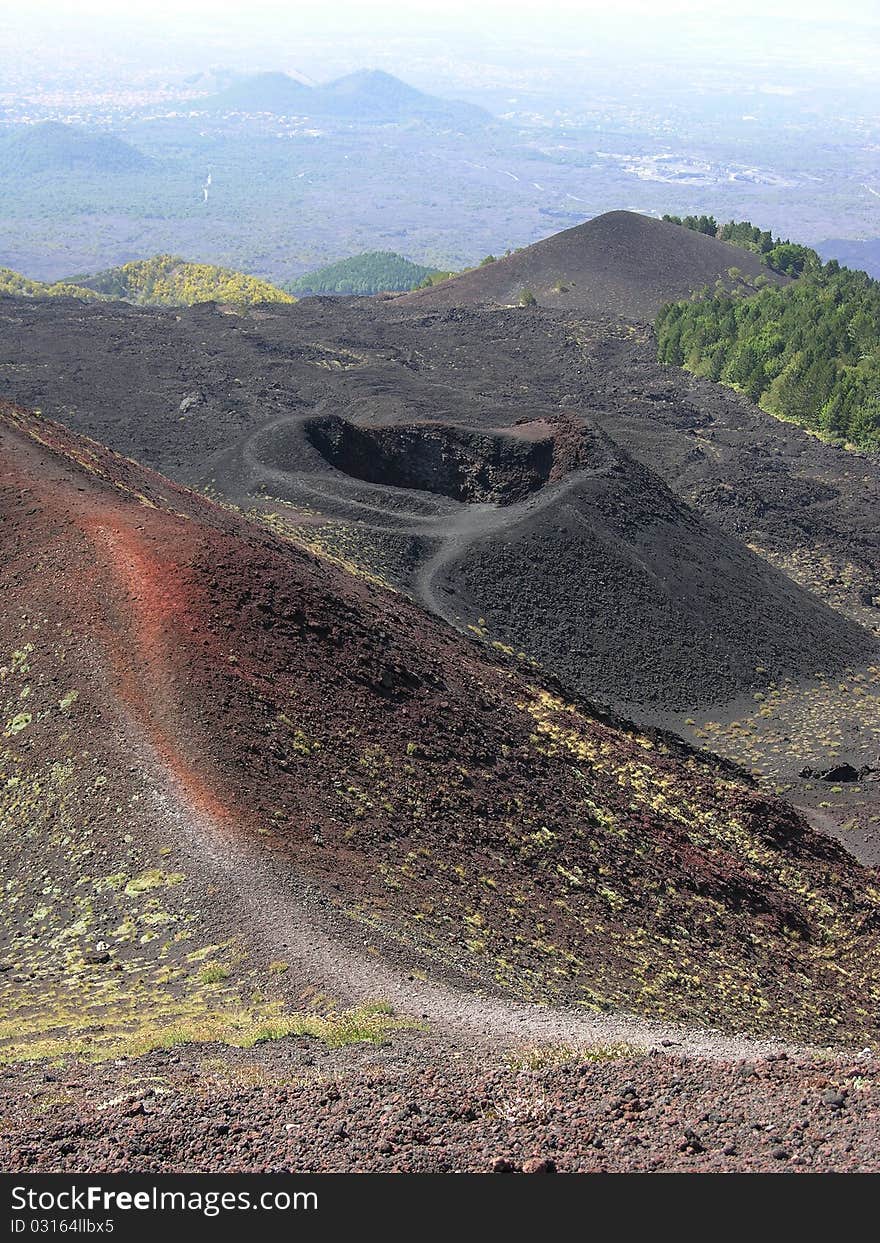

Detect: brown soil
[3,1042,878,1173]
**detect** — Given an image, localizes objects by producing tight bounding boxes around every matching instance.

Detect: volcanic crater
[304,414,595,506]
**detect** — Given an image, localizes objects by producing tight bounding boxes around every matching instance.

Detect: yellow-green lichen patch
[0,632,415,1064]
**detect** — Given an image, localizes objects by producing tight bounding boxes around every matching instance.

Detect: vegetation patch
[657,220,879,448]
[0,255,295,309]
[508,1042,644,1071]
[286,251,441,296]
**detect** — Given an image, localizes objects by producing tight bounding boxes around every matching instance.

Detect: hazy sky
[13,0,880,22]
[9,0,880,40]
[4,0,879,95]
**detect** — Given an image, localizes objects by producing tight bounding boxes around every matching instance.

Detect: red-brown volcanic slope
[4,399,880,1051]
[397,211,787,318]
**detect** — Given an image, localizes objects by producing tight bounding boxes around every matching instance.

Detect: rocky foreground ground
[2,1039,878,1173]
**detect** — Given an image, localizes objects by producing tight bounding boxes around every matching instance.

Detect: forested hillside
[656,262,880,448]
[81,255,295,307]
[287,251,440,295]
[0,121,150,175]
[1,256,295,308]
[0,268,100,300]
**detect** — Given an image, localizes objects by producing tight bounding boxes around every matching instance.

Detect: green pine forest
[657,218,880,449]
[286,251,441,295]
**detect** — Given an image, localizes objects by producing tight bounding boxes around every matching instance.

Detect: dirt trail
[84,518,231,824]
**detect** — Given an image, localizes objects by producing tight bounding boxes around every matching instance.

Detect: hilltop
[194,70,310,114]
[74,254,295,308]
[0,268,101,301]
[398,210,787,319]
[311,70,489,125]
[286,251,441,295]
[0,121,150,175]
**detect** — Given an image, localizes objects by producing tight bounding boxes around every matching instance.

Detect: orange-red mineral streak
[81,514,233,824]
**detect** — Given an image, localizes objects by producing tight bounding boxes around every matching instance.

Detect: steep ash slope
[4,401,880,1048]
[423,421,867,710]
[397,211,787,317]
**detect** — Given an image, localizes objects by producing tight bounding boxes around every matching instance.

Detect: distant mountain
[311,70,490,125]
[817,237,880,280]
[0,122,150,175]
[192,69,490,127]
[399,210,788,319]
[286,251,442,296]
[76,255,296,307]
[196,71,311,114]
[178,67,248,95]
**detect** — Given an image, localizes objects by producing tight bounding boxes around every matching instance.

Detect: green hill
[0,122,150,175]
[1,256,295,309]
[286,251,442,296]
[75,255,296,307]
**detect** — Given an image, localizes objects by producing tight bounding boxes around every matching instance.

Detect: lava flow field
[3,257,880,862]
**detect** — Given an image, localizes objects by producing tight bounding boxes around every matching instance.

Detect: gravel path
[152,778,826,1064]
